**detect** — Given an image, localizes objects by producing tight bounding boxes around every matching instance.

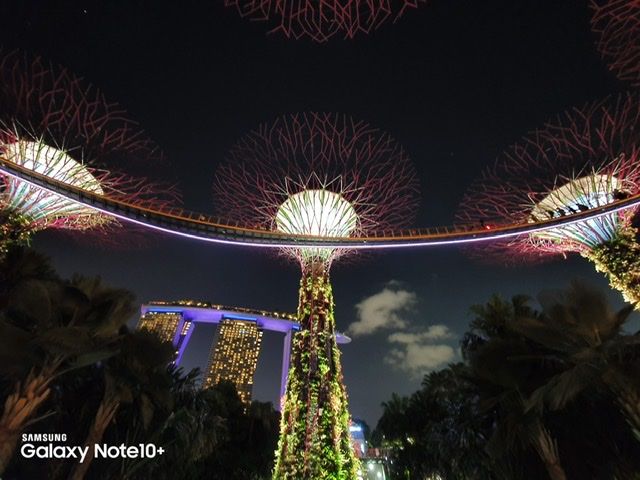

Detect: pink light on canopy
[456,93,640,262]
[213,112,420,267]
[0,50,179,247]
[591,0,640,87]
[457,93,640,304]
[224,0,427,42]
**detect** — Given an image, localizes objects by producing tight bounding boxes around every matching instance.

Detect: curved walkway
[2,157,640,250]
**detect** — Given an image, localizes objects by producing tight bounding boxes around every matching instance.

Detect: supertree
[213,112,419,479]
[590,0,640,87]
[224,0,426,42]
[456,93,640,304]
[0,51,177,256]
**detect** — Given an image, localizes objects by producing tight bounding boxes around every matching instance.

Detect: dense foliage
[4,244,640,480]
[274,264,358,479]
[0,210,32,258]
[375,283,640,480]
[0,247,280,480]
[585,226,640,305]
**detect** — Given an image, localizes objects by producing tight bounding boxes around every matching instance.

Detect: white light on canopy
[276,189,358,237]
[276,189,358,261]
[529,174,627,249]
[1,139,105,227]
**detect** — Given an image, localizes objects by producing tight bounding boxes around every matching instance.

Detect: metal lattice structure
[214,112,419,266]
[591,0,640,87]
[214,112,419,479]
[224,0,427,42]
[0,51,178,249]
[0,50,163,164]
[457,94,640,259]
[457,93,640,303]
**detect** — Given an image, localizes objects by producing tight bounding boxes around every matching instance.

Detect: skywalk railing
[2,156,640,249]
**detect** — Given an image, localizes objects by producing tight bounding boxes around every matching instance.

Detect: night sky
[2,0,638,426]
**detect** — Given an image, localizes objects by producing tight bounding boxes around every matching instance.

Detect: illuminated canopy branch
[591,0,640,87]
[527,172,630,250]
[0,124,179,237]
[457,93,640,303]
[2,137,107,230]
[224,0,427,42]
[275,186,359,262]
[0,51,180,248]
[214,112,420,266]
[458,93,640,259]
[0,49,163,164]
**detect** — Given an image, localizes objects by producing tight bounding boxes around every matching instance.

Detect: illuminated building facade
[203,318,264,405]
[137,310,192,362]
[139,300,350,406]
[350,421,368,458]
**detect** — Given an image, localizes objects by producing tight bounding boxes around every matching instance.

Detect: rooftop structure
[140,301,350,400]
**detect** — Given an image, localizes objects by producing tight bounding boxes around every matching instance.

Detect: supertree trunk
[582,226,640,305]
[273,261,358,480]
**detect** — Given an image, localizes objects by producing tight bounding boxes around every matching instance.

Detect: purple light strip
[3,164,640,250]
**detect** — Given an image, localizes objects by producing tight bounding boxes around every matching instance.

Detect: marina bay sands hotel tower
[137,300,349,406]
[202,318,264,405]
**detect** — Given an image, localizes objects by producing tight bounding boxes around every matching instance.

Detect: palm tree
[0,246,58,306]
[461,294,535,357]
[378,393,411,442]
[0,249,133,474]
[376,366,499,480]
[69,329,175,480]
[420,364,496,480]
[115,369,228,480]
[464,295,568,480]
[246,401,280,477]
[509,282,640,439]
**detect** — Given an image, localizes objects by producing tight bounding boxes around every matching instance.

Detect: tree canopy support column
[273,261,358,480]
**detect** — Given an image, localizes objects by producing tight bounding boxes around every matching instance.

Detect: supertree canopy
[0,50,163,162]
[457,93,640,304]
[224,0,426,42]
[214,112,419,479]
[591,0,640,87]
[0,51,177,255]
